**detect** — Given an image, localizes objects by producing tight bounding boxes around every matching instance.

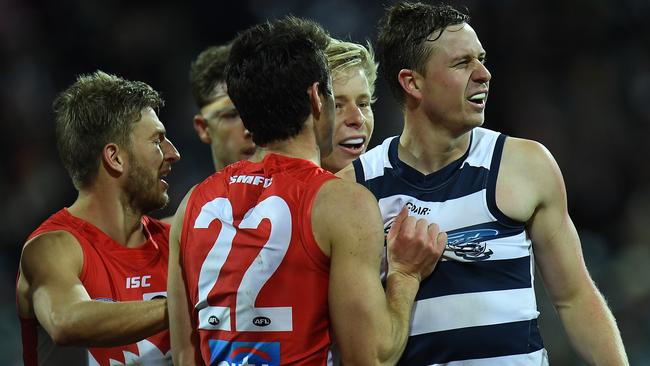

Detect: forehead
[132,107,164,134]
[332,67,369,93]
[201,94,235,118]
[427,23,484,60]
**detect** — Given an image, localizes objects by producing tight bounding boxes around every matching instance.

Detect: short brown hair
[189,44,231,109]
[53,70,163,189]
[377,2,469,106]
[227,16,331,146]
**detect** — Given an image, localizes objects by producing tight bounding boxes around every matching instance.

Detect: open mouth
[159,169,170,189]
[338,136,366,154]
[467,92,487,107]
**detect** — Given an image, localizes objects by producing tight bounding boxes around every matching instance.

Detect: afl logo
[208,315,220,326]
[253,316,271,327]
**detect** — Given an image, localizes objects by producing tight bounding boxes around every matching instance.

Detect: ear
[193,115,212,144]
[307,82,322,120]
[398,69,422,101]
[102,143,125,177]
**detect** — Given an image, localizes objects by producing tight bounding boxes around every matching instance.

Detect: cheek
[333,115,346,134]
[212,123,234,142]
[365,111,375,134]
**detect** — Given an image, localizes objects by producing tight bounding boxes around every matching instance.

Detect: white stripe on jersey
[377,191,493,232]
[410,288,540,335]
[429,348,549,366]
[359,136,394,181]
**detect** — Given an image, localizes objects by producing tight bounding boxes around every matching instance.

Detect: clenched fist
[386,207,447,282]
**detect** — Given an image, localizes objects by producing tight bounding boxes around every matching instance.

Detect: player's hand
[386,207,447,282]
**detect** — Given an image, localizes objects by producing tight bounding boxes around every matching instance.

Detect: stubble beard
[124,155,168,215]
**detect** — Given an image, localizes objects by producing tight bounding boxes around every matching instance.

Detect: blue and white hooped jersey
[353,127,548,365]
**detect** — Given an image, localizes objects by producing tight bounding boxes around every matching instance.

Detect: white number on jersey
[193,196,293,332]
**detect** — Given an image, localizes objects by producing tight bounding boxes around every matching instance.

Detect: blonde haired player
[321,38,378,173]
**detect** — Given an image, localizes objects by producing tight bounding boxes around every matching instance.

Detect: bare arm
[501,138,628,365]
[20,231,167,347]
[168,187,201,366]
[313,180,445,365]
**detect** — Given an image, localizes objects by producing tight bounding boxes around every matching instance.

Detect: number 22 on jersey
[193,196,293,332]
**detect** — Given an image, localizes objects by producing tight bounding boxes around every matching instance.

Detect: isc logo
[126,275,152,289]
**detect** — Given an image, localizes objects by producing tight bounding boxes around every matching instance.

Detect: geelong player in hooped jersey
[338,2,628,365]
[167,17,447,366]
[16,71,180,365]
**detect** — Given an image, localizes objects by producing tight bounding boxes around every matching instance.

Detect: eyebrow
[203,105,237,119]
[334,93,371,100]
[150,127,166,138]
[451,51,486,62]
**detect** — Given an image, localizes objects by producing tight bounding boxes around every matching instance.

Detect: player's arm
[20,232,167,347]
[168,187,201,366]
[313,179,445,365]
[504,138,628,365]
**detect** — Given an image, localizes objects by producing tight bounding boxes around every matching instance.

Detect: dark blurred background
[1,0,648,364]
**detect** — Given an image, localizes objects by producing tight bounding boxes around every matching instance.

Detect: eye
[154,133,165,145]
[335,103,343,111]
[220,110,240,120]
[358,101,370,108]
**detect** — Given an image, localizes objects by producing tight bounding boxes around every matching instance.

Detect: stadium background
[1,0,648,364]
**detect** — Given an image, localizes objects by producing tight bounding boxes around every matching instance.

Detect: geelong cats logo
[446,229,496,260]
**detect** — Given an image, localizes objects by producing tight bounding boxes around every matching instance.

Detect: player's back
[180,153,336,365]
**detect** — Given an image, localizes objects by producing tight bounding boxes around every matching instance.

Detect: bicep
[526,146,594,305]
[21,232,88,333]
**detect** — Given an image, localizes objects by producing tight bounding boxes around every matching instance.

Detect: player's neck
[68,187,146,248]
[399,115,471,175]
[258,122,321,167]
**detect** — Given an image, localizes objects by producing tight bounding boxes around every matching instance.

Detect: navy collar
[387,132,473,191]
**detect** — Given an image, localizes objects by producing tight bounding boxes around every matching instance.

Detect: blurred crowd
[1,0,648,364]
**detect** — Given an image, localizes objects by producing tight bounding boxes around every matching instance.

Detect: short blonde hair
[326,38,378,101]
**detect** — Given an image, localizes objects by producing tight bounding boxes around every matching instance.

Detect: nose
[241,122,253,139]
[342,104,366,129]
[473,60,491,84]
[163,138,181,163]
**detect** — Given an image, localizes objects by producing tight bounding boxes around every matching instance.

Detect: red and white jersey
[19,209,171,366]
[181,154,336,365]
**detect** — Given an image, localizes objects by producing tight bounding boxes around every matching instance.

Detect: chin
[141,195,169,215]
[466,115,485,128]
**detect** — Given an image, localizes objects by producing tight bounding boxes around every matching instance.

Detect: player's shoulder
[313,178,378,218]
[503,136,557,172]
[500,136,565,207]
[24,229,79,251]
[21,230,83,276]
